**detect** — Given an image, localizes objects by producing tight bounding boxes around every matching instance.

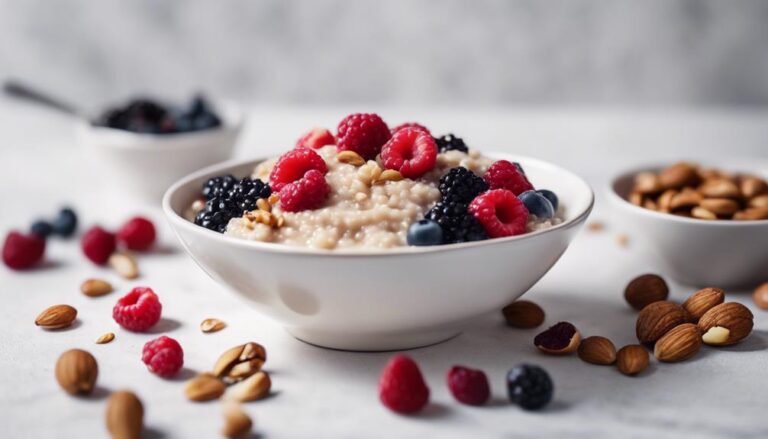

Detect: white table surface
[1,100,767,439]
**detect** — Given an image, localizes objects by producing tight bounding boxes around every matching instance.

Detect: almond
[699,198,740,216]
[109,252,139,280]
[375,169,403,184]
[740,176,768,198]
[657,189,678,212]
[577,336,616,365]
[699,178,740,198]
[654,323,702,362]
[55,349,98,395]
[81,278,113,297]
[698,302,754,345]
[106,390,143,439]
[750,194,768,208]
[185,373,226,402]
[624,274,669,311]
[213,342,267,383]
[337,150,366,166]
[35,304,77,329]
[200,318,226,333]
[659,163,698,189]
[691,207,717,220]
[222,403,253,438]
[224,371,271,403]
[96,332,116,344]
[629,191,644,206]
[753,282,768,310]
[635,301,687,345]
[682,287,725,322]
[733,207,768,220]
[534,322,581,355]
[669,188,702,210]
[633,172,663,194]
[616,345,649,376]
[502,300,545,328]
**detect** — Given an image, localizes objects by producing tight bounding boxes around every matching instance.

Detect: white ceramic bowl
[608,161,768,288]
[77,103,242,204]
[163,154,594,351]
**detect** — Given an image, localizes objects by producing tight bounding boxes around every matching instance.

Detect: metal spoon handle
[3,80,82,117]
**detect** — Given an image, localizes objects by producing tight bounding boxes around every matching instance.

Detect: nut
[375,169,404,184]
[256,198,271,212]
[657,189,678,212]
[96,332,116,344]
[669,188,702,210]
[750,194,768,208]
[337,150,366,166]
[55,349,98,395]
[682,287,725,321]
[35,304,77,329]
[698,302,754,345]
[587,221,605,232]
[267,193,280,206]
[653,323,702,362]
[753,282,768,310]
[740,176,768,198]
[629,192,644,206]
[108,252,139,280]
[213,342,267,383]
[624,274,669,311]
[691,207,717,220]
[701,326,730,345]
[616,345,649,376]
[733,207,768,220]
[357,160,383,185]
[633,172,662,194]
[81,278,113,297]
[699,198,739,216]
[659,162,698,189]
[501,300,545,328]
[643,198,658,210]
[635,301,688,345]
[224,371,271,403]
[533,322,581,355]
[200,318,226,333]
[616,234,630,247]
[577,336,617,365]
[185,372,226,402]
[699,178,740,198]
[222,403,253,438]
[105,390,143,439]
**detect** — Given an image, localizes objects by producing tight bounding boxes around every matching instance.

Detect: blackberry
[425,201,487,244]
[94,95,221,134]
[438,167,488,204]
[231,177,272,211]
[202,174,237,200]
[506,364,554,411]
[434,134,468,153]
[194,175,272,233]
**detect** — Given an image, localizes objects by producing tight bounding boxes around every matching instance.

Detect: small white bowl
[163,154,594,351]
[608,161,768,288]
[77,103,242,204]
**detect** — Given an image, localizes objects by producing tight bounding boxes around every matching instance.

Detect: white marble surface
[1,101,768,438]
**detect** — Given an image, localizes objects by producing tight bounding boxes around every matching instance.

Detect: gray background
[3,0,768,108]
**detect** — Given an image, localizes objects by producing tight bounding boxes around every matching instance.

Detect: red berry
[81,226,116,265]
[483,160,534,195]
[447,365,490,406]
[2,231,45,270]
[269,148,328,192]
[142,335,184,377]
[469,189,530,238]
[279,169,330,212]
[379,355,430,414]
[391,122,431,136]
[112,287,162,332]
[380,128,438,179]
[117,216,156,251]
[296,128,335,149]
[336,113,391,160]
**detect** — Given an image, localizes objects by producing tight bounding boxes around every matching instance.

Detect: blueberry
[518,191,554,219]
[513,162,525,174]
[30,220,54,238]
[406,219,444,246]
[506,364,554,410]
[52,207,78,237]
[537,189,558,211]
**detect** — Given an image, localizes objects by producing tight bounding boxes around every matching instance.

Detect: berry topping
[483,160,534,195]
[112,287,163,332]
[438,167,489,204]
[537,189,559,211]
[379,355,430,414]
[518,191,555,219]
[406,219,444,246]
[117,217,157,251]
[30,220,54,238]
[296,128,335,149]
[142,336,184,377]
[469,189,529,238]
[195,176,272,233]
[391,122,431,136]
[447,365,490,406]
[2,231,45,270]
[434,134,468,153]
[96,95,221,134]
[202,174,238,200]
[506,364,554,410]
[336,113,391,160]
[81,226,116,265]
[380,128,438,179]
[425,200,487,244]
[279,169,330,212]
[269,148,328,192]
[52,207,78,237]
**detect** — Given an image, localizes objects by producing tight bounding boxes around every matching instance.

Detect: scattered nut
[753,282,768,310]
[109,252,139,280]
[697,302,754,345]
[267,193,280,206]
[106,390,143,439]
[200,318,226,333]
[702,326,730,345]
[35,304,77,329]
[502,300,545,329]
[375,169,404,184]
[185,372,226,402]
[337,150,366,166]
[55,349,98,395]
[96,332,116,344]
[624,274,669,311]
[213,342,267,383]
[635,301,688,345]
[222,403,253,438]
[616,345,649,376]
[81,278,114,297]
[224,371,271,403]
[653,323,702,362]
[616,234,629,247]
[256,198,271,212]
[586,221,605,232]
[357,160,383,185]
[577,336,617,365]
[682,287,725,322]
[534,322,581,355]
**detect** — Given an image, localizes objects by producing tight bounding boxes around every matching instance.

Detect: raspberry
[112,287,162,332]
[336,113,391,160]
[117,217,156,251]
[296,128,335,149]
[379,355,429,414]
[279,169,330,212]
[81,226,116,265]
[142,336,184,377]
[2,231,45,270]
[483,160,534,195]
[469,189,530,238]
[391,122,431,136]
[447,365,490,406]
[380,128,438,179]
[269,148,328,192]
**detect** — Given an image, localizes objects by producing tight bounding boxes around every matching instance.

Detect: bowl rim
[607,162,768,226]
[162,152,595,257]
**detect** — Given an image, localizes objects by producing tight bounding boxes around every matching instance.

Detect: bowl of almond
[609,160,768,287]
